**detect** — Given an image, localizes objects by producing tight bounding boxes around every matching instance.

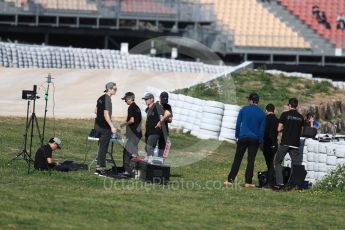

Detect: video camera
[22,85,39,100]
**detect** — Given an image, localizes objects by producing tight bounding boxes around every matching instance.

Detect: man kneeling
[34,137,67,171]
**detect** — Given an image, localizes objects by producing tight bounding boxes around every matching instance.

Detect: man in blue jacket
[224,93,266,188]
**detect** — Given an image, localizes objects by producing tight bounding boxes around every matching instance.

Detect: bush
[315,165,345,191]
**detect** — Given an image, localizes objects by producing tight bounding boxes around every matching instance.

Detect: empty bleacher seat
[120,0,176,15]
[194,0,311,49]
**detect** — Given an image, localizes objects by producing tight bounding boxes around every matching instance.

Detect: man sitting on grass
[34,137,66,171]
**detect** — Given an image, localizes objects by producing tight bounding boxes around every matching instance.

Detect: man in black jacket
[263,103,278,187]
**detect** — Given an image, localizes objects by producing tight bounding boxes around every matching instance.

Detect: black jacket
[264,113,278,147]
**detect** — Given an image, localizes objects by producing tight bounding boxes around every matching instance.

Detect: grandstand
[280,0,345,49]
[198,0,310,49]
[0,0,345,71]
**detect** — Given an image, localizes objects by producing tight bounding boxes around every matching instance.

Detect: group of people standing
[224,93,308,190]
[34,82,316,190]
[93,82,172,177]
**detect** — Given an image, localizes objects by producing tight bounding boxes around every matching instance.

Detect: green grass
[1,117,345,229]
[175,69,338,114]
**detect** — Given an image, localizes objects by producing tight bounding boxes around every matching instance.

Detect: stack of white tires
[189,98,204,134]
[192,101,224,140]
[219,104,241,142]
[284,138,345,184]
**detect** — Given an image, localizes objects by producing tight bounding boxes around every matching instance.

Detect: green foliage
[315,165,345,191]
[175,70,337,115]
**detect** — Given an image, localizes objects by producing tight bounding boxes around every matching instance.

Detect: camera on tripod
[22,85,39,100]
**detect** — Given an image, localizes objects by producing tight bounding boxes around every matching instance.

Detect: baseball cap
[103,82,116,92]
[247,92,259,103]
[121,92,135,100]
[50,137,62,149]
[142,93,154,100]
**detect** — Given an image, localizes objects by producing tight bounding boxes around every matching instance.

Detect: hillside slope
[175,70,345,132]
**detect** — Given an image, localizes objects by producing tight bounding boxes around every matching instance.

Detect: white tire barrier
[222,122,237,130]
[307,144,316,153]
[307,152,315,162]
[223,110,239,117]
[326,156,337,166]
[170,93,178,100]
[318,144,327,154]
[200,123,221,132]
[204,100,224,109]
[327,165,336,173]
[169,100,176,107]
[307,171,315,179]
[318,163,327,172]
[326,146,335,156]
[201,118,222,127]
[224,104,241,111]
[202,113,223,121]
[307,162,314,171]
[336,147,345,158]
[192,129,219,140]
[318,154,327,163]
[185,96,194,104]
[180,115,188,122]
[180,107,191,116]
[174,107,182,114]
[221,115,238,123]
[176,101,184,108]
[177,94,186,101]
[219,133,236,140]
[183,123,194,131]
[220,127,236,134]
[202,106,224,115]
[337,158,345,165]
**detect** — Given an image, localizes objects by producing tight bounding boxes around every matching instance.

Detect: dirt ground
[0,67,214,119]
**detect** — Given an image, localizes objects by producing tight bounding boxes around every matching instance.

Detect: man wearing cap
[142,93,164,156]
[34,137,64,171]
[94,82,117,176]
[120,92,142,175]
[158,91,173,157]
[224,93,266,188]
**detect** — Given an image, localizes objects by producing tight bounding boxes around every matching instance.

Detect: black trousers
[274,145,301,185]
[123,135,141,172]
[51,164,70,172]
[145,133,160,156]
[228,138,260,184]
[158,132,169,157]
[263,144,278,186]
[95,124,111,168]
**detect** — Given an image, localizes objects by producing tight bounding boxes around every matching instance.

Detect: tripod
[8,86,42,174]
